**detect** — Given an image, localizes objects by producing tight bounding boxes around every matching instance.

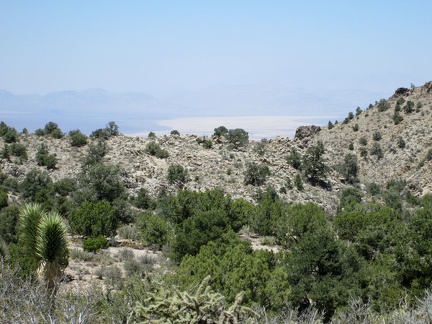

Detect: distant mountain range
[0,84,386,136]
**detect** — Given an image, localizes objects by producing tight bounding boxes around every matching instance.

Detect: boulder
[294,125,321,140]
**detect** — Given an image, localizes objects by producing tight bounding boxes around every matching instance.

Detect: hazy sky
[1,1,431,96]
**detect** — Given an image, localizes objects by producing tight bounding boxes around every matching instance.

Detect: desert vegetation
[1,83,432,322]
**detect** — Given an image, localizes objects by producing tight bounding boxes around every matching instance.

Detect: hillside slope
[314,81,432,197]
[1,81,431,213]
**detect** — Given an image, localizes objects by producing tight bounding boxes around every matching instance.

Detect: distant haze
[0,2,431,137]
[1,84,385,139]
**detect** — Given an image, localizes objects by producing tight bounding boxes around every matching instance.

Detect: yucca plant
[20,204,68,290]
[35,211,68,290]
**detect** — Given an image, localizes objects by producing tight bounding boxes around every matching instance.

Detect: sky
[1,1,431,95]
[0,1,431,138]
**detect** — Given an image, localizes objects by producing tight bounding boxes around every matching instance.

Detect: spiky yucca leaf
[36,211,68,289]
[19,203,45,259]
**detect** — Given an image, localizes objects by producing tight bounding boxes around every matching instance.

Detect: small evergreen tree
[286,147,302,170]
[69,129,88,147]
[244,162,270,186]
[167,164,188,185]
[69,201,117,237]
[342,154,359,183]
[36,144,57,170]
[227,128,249,148]
[213,125,229,137]
[303,141,328,185]
[106,121,119,136]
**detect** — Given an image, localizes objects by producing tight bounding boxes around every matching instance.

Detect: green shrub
[148,131,156,138]
[69,201,117,237]
[355,107,362,116]
[328,121,334,129]
[352,124,359,132]
[396,97,405,105]
[79,163,125,202]
[82,140,108,165]
[53,178,77,196]
[82,236,109,252]
[275,202,327,247]
[133,188,154,209]
[36,144,57,169]
[167,164,188,185]
[227,128,249,148]
[337,188,363,212]
[50,128,64,139]
[0,145,10,160]
[136,212,170,248]
[3,127,19,143]
[372,131,382,141]
[251,188,284,236]
[397,136,406,148]
[403,100,414,114]
[170,130,180,135]
[377,99,390,112]
[366,182,381,195]
[90,128,110,140]
[0,173,7,185]
[244,162,270,186]
[145,142,168,159]
[19,169,52,201]
[170,209,230,262]
[69,129,88,147]
[44,122,61,136]
[393,112,404,124]
[0,192,8,209]
[341,154,359,183]
[213,125,229,137]
[294,174,304,191]
[370,143,384,159]
[9,143,27,159]
[2,177,18,192]
[34,128,45,136]
[286,147,302,170]
[0,122,9,137]
[254,139,268,156]
[196,137,213,149]
[106,121,119,137]
[303,141,328,185]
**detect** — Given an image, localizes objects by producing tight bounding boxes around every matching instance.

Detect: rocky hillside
[1,81,432,214]
[314,81,432,197]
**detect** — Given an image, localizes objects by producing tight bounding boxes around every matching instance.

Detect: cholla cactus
[134,275,258,323]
